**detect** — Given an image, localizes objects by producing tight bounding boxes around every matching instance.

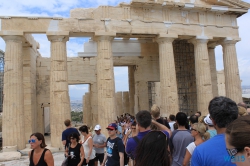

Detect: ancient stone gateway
[0,0,249,150]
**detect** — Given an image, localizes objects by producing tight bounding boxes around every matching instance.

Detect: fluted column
[47,32,71,149]
[208,46,219,97]
[115,92,123,116]
[83,93,91,126]
[123,91,129,114]
[221,39,242,102]
[90,83,98,127]
[190,38,213,115]
[94,32,116,137]
[156,34,179,117]
[128,66,135,115]
[2,35,25,150]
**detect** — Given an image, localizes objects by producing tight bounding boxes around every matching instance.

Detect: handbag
[61,157,69,166]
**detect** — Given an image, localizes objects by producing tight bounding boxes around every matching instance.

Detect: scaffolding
[0,50,4,112]
[173,40,197,115]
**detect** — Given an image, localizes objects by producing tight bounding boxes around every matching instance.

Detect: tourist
[92,124,107,166]
[189,115,198,128]
[204,114,217,138]
[194,111,201,117]
[238,102,247,109]
[191,96,238,166]
[135,131,170,166]
[169,112,193,166]
[101,123,124,166]
[150,104,171,129]
[225,115,250,166]
[65,132,84,166]
[183,123,209,166]
[79,125,95,166]
[168,114,176,131]
[115,120,123,139]
[29,132,54,166]
[62,119,80,149]
[126,110,171,160]
[238,106,248,116]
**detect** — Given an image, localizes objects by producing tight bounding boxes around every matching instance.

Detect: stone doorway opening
[69,84,89,126]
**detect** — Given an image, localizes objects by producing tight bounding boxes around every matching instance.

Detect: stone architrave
[208,46,219,97]
[156,34,179,117]
[221,39,242,102]
[94,32,116,136]
[115,92,123,116]
[1,35,26,150]
[47,32,71,149]
[190,37,213,115]
[123,91,130,114]
[83,93,91,126]
[128,66,135,115]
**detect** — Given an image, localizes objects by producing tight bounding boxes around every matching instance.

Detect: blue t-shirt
[106,137,124,166]
[125,130,169,158]
[191,134,236,166]
[62,128,80,148]
[117,125,123,139]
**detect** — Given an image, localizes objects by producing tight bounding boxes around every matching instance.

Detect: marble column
[190,38,213,115]
[47,32,71,149]
[90,83,98,127]
[2,35,25,150]
[156,34,179,117]
[128,66,135,115]
[83,93,91,126]
[94,32,116,137]
[123,91,130,114]
[221,39,242,102]
[115,92,123,116]
[208,46,219,97]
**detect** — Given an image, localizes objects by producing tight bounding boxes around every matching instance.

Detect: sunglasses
[226,147,244,157]
[191,128,197,131]
[131,128,136,129]
[70,137,76,140]
[28,139,36,143]
[107,129,114,131]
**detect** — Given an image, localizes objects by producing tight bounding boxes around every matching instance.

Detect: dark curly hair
[208,96,238,128]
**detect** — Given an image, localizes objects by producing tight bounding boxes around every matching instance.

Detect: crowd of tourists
[28,96,250,166]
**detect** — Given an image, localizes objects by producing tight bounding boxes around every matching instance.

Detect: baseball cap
[106,123,117,130]
[204,114,213,126]
[94,124,101,130]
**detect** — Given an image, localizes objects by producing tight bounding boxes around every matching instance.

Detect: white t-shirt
[169,121,175,131]
[186,142,196,155]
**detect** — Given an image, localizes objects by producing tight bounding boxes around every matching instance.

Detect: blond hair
[193,123,210,141]
[151,104,160,118]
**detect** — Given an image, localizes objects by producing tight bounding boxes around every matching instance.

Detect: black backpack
[107,137,129,165]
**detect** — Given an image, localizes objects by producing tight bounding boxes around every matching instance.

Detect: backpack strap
[132,136,140,144]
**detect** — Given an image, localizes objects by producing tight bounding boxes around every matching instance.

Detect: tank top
[68,143,82,166]
[82,136,95,159]
[29,148,48,166]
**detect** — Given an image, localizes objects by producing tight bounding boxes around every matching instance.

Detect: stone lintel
[0,30,23,36]
[95,31,116,37]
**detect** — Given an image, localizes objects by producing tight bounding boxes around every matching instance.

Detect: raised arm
[151,119,172,137]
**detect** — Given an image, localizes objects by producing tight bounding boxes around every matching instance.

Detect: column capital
[189,37,211,45]
[2,35,23,43]
[94,31,116,41]
[46,31,69,42]
[207,41,219,49]
[220,37,240,46]
[155,33,177,43]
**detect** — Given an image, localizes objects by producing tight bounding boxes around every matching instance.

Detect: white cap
[94,124,101,130]
[204,114,213,126]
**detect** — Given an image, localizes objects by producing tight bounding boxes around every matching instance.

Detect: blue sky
[0,0,249,100]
